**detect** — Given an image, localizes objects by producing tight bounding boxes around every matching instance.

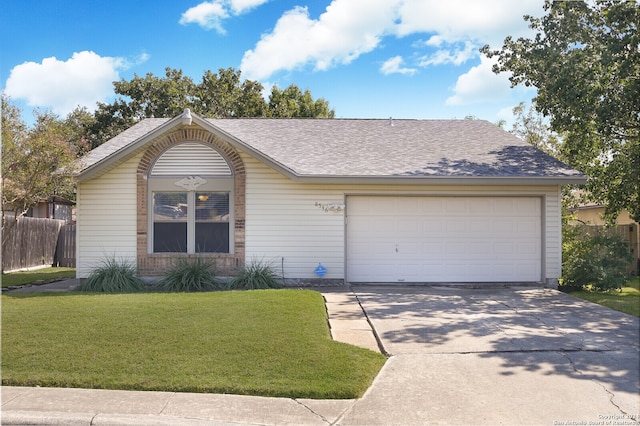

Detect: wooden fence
[54,221,76,268]
[2,217,76,272]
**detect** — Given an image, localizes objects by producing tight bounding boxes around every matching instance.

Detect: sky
[1,0,545,126]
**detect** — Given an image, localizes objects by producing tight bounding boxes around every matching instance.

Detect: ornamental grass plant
[77,258,145,293]
[158,257,221,292]
[227,259,282,290]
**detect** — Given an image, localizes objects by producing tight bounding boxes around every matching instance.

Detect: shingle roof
[77,115,586,183]
[209,118,583,179]
[78,118,169,171]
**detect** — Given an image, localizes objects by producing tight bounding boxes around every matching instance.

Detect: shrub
[77,257,145,293]
[562,225,633,291]
[159,258,220,292]
[227,260,282,290]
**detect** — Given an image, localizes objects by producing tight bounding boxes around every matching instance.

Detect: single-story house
[75,110,586,287]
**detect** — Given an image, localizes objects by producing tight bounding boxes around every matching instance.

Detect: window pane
[196,223,229,253]
[153,192,187,221]
[153,192,187,253]
[196,192,229,222]
[154,223,187,252]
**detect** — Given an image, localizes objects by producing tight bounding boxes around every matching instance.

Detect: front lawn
[1,267,76,288]
[1,290,386,399]
[567,277,640,317]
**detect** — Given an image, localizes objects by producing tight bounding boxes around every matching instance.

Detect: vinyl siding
[76,153,142,278]
[240,152,563,282]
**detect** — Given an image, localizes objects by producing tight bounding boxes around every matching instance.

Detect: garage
[346,196,542,283]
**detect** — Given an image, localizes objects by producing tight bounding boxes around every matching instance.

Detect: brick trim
[136,127,245,276]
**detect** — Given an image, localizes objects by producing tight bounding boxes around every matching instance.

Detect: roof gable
[77,111,586,184]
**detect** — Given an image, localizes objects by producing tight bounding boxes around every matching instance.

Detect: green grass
[1,290,386,399]
[1,267,76,288]
[568,277,640,317]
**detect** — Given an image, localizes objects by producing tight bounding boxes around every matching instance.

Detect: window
[148,143,233,254]
[153,192,187,252]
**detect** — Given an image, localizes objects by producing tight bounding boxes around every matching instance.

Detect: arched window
[148,142,234,254]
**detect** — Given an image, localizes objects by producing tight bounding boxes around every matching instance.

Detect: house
[25,196,75,222]
[75,110,586,287]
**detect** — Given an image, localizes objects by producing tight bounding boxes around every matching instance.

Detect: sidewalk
[1,386,356,425]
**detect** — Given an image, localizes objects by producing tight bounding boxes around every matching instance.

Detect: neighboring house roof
[77,110,587,184]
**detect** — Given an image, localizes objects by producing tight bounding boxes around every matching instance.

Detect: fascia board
[287,175,589,185]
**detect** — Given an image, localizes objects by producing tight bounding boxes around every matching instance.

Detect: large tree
[1,96,78,244]
[482,0,639,222]
[89,67,335,148]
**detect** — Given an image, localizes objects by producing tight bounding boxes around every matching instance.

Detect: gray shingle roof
[78,118,169,171]
[209,118,583,179]
[78,116,585,182]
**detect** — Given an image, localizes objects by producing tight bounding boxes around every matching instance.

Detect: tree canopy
[88,67,335,148]
[1,96,78,244]
[482,0,639,222]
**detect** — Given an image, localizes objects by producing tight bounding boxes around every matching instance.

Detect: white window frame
[148,178,234,254]
[147,143,235,254]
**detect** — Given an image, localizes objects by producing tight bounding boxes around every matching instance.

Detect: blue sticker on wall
[314,263,327,278]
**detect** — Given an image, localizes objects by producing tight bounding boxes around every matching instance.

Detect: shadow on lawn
[352,286,640,395]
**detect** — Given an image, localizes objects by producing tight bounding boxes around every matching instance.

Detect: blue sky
[1,0,544,125]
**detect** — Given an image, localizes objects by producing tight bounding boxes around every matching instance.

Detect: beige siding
[241,152,563,283]
[545,186,563,279]
[76,153,142,278]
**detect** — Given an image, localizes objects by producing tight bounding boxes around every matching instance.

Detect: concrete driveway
[340,286,640,425]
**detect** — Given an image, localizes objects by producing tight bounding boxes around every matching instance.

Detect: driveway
[340,286,640,425]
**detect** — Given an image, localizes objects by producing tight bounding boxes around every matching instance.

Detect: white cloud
[3,51,139,116]
[179,0,269,33]
[240,0,541,81]
[419,41,477,66]
[396,0,541,47]
[240,0,398,80]
[229,0,269,14]
[380,56,416,76]
[179,1,229,33]
[445,56,512,106]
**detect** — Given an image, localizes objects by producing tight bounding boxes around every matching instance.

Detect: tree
[63,106,94,155]
[1,96,78,245]
[510,101,561,158]
[90,68,197,146]
[196,68,267,118]
[268,85,335,118]
[89,67,335,147]
[482,0,640,222]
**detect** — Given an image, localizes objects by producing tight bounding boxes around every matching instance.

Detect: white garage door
[346,196,542,283]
